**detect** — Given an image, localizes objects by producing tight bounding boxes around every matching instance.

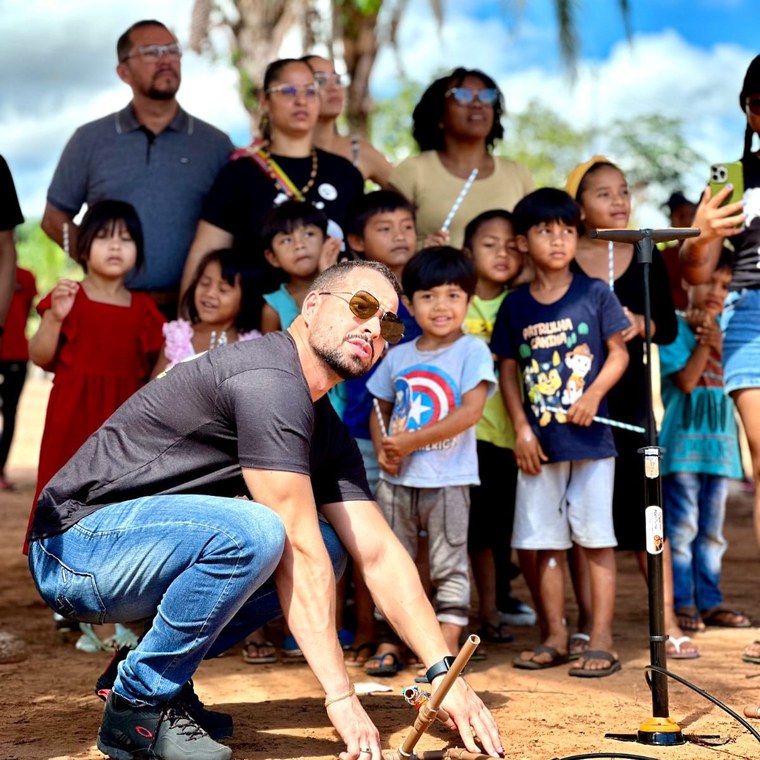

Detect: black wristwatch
[425,656,457,683]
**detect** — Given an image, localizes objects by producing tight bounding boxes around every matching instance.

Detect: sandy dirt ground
[2,376,760,760]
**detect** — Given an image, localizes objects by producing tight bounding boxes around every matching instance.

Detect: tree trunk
[335,2,381,138]
[190,0,307,138]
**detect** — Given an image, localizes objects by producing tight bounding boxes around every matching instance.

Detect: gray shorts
[511,457,616,550]
[375,481,470,626]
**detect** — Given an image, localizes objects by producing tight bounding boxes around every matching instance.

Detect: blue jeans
[663,473,728,613]
[28,495,346,705]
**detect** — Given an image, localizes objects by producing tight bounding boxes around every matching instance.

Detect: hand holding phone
[709,162,744,206]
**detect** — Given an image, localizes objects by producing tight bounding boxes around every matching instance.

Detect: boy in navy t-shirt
[491,188,630,678]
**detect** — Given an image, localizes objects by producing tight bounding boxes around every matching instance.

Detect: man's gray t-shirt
[29,332,371,542]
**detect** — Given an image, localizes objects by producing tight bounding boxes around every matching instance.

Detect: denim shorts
[721,288,760,394]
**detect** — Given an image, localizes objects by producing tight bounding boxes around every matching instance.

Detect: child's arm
[380,381,490,465]
[673,318,721,394]
[369,397,397,476]
[260,303,282,334]
[499,357,547,475]
[28,279,79,367]
[150,347,170,380]
[567,332,629,426]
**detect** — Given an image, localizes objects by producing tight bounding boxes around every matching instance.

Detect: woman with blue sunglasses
[390,67,534,249]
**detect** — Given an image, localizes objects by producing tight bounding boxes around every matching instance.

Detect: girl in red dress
[28,200,165,529]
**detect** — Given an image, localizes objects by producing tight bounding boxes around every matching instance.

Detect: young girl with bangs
[152,249,262,378]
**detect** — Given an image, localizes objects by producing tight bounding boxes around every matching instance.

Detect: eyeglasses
[121,43,182,63]
[746,96,760,116]
[445,87,499,106]
[266,84,320,100]
[313,72,347,89]
[319,290,405,344]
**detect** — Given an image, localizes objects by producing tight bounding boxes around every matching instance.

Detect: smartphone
[709,162,744,206]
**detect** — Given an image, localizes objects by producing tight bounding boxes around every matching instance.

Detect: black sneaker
[95,650,233,741]
[97,692,232,760]
[178,681,233,741]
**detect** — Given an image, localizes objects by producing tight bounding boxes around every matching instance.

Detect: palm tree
[189,0,630,137]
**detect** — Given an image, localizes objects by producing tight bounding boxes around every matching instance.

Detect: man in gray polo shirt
[41,19,233,315]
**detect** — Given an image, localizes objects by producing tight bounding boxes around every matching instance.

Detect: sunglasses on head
[445,86,499,106]
[746,96,760,116]
[319,290,405,344]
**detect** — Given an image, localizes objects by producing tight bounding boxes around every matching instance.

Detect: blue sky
[1,0,758,220]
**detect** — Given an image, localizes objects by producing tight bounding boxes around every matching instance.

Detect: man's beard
[147,84,179,100]
[312,337,374,381]
[147,70,180,101]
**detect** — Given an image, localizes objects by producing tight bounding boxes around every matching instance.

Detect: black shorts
[467,441,517,553]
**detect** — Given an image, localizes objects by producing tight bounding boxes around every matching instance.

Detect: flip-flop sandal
[676,609,706,633]
[365,652,405,677]
[476,622,514,643]
[666,635,700,660]
[569,650,621,678]
[568,632,591,661]
[345,642,377,668]
[242,640,278,664]
[742,640,760,665]
[513,644,568,670]
[702,608,752,628]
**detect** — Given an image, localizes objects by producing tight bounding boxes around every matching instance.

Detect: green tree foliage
[606,115,704,191]
[497,99,594,188]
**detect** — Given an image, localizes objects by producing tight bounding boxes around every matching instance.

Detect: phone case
[709,162,744,206]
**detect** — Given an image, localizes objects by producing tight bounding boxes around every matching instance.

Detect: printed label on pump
[645,506,664,554]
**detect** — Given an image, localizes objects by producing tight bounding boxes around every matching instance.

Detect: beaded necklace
[252,147,319,201]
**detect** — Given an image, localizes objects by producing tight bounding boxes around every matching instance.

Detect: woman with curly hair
[389,67,533,248]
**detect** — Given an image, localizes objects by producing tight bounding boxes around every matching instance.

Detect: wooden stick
[397,635,480,757]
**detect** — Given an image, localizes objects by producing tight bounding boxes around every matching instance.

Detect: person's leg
[733,388,760,547]
[425,486,471,651]
[0,360,27,482]
[580,547,617,665]
[29,495,286,705]
[512,463,571,665]
[694,475,737,621]
[516,548,543,635]
[662,472,700,614]
[567,545,592,654]
[468,442,512,639]
[368,482,417,670]
[343,438,379,662]
[213,512,347,658]
[563,458,619,672]
[523,549,567,661]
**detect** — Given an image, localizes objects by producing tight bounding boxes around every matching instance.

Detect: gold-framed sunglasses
[319,290,405,344]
